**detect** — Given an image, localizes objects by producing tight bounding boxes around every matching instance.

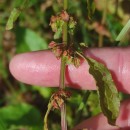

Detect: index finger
[9,48,130,93]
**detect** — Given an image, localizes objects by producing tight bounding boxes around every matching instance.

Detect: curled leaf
[6,8,21,30]
[6,0,37,30]
[77,52,120,126]
[87,57,120,125]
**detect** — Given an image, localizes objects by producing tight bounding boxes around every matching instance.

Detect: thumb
[73,100,130,130]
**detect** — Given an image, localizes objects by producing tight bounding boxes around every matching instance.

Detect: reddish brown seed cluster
[49,41,81,67]
[50,10,69,24]
[60,10,69,22]
[49,10,81,67]
[48,41,65,59]
[50,10,70,33]
[50,89,71,109]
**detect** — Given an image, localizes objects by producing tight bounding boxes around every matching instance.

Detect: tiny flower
[51,89,71,110]
[48,41,57,48]
[60,10,69,22]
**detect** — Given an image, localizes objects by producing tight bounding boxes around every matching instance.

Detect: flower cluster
[50,89,71,110]
[50,10,76,39]
[48,10,81,67]
[49,41,81,67]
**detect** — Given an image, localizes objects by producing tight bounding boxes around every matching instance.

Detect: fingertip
[9,54,20,80]
[9,51,61,87]
[9,53,28,83]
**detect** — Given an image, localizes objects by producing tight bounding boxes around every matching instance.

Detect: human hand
[9,48,130,130]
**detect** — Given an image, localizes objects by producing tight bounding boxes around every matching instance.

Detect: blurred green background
[0,0,130,130]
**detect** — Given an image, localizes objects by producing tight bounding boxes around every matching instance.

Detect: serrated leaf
[6,8,21,30]
[86,57,120,125]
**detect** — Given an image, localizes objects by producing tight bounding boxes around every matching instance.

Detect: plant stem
[44,103,52,130]
[59,58,66,89]
[59,0,68,130]
[115,0,119,16]
[63,0,68,10]
[98,0,107,47]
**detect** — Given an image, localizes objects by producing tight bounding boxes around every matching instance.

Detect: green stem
[59,58,66,89]
[63,0,68,10]
[60,0,68,90]
[44,103,52,130]
[98,0,107,47]
[60,0,68,130]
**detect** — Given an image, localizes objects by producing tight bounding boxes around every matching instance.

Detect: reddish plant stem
[59,0,68,130]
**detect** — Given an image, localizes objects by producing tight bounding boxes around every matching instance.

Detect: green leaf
[77,91,90,112]
[50,19,64,39]
[86,57,120,125]
[54,28,62,39]
[13,0,37,8]
[116,19,130,44]
[15,27,48,52]
[87,91,101,116]
[6,0,37,30]
[77,52,120,125]
[6,8,21,30]
[0,118,6,130]
[32,86,52,98]
[0,103,43,130]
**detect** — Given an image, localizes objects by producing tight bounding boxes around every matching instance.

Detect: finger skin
[73,100,130,130]
[9,48,130,93]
